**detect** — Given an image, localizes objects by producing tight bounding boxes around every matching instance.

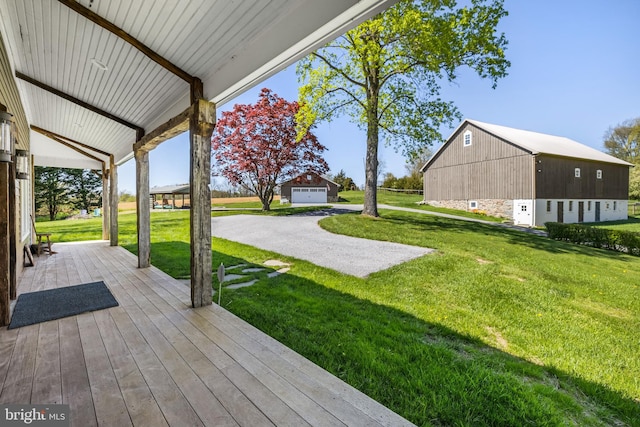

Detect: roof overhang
[421,118,633,172]
[0,0,398,169]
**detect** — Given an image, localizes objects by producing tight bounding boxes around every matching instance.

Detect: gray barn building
[421,120,632,226]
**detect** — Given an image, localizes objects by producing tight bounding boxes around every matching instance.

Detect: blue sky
[118,0,640,193]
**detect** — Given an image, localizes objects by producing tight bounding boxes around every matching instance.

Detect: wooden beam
[31,126,112,157]
[0,163,10,326]
[190,99,216,307]
[8,161,16,301]
[135,149,150,268]
[17,73,144,134]
[31,126,106,166]
[133,105,191,153]
[102,164,109,241]
[58,0,193,84]
[191,78,203,105]
[109,156,118,246]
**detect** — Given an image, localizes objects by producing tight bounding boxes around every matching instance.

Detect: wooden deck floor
[1,241,414,426]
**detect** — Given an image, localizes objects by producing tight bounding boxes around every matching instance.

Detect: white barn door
[513,200,533,226]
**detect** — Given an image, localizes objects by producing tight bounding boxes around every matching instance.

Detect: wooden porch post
[109,155,118,246]
[8,161,16,301]
[0,163,10,326]
[190,98,215,307]
[102,165,109,240]
[135,148,150,267]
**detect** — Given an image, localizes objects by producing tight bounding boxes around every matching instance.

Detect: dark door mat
[8,281,119,329]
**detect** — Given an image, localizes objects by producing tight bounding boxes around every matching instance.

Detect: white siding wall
[534,199,628,226]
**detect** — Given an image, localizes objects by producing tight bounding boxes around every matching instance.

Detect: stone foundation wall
[423,199,513,220]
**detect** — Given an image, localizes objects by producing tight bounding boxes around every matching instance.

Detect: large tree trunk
[260,190,272,211]
[362,79,379,217]
[362,127,379,217]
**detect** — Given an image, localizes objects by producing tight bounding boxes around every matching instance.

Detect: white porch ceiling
[0,0,398,169]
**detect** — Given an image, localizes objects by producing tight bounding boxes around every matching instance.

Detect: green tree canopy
[66,169,102,212]
[35,167,103,220]
[603,118,640,164]
[331,169,356,191]
[297,0,510,216]
[629,167,640,200]
[35,167,69,221]
[603,118,640,199]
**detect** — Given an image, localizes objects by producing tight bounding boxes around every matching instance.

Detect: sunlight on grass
[36,208,640,426]
[338,190,505,222]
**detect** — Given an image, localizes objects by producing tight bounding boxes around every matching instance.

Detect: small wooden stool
[36,232,53,256]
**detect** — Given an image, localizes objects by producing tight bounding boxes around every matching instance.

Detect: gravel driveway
[211,210,433,277]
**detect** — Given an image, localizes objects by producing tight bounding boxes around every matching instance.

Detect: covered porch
[0,1,412,424]
[1,241,412,426]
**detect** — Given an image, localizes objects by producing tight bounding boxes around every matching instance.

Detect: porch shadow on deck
[0,241,413,426]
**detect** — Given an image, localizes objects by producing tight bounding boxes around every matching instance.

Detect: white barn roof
[467,120,632,166]
[422,119,632,171]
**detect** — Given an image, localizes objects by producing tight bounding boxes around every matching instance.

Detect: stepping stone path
[219,259,291,290]
[181,260,291,292]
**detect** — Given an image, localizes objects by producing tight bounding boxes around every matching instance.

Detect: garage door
[291,187,327,203]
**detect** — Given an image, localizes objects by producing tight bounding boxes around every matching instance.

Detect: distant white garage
[291,187,328,203]
[280,172,339,204]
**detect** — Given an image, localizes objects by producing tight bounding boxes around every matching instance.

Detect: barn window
[463,130,472,147]
[596,170,602,179]
[588,201,592,211]
[546,200,551,212]
[569,201,573,211]
[613,201,617,211]
[469,200,478,209]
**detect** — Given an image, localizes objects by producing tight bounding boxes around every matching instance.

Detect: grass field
[36,197,640,426]
[590,217,640,232]
[339,190,505,222]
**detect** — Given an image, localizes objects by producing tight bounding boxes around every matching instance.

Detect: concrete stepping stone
[264,260,289,267]
[267,267,290,278]
[226,279,258,290]
[242,267,265,273]
[223,274,246,281]
[225,264,248,271]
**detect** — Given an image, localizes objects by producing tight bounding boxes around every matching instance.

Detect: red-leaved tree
[211,88,329,210]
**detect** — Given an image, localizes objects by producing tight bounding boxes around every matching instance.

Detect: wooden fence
[378,187,423,195]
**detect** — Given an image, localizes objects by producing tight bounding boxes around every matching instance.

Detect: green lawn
[590,216,640,233]
[338,190,505,222]
[36,208,640,426]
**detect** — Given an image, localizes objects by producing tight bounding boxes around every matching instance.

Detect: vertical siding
[0,32,30,283]
[535,155,629,199]
[424,123,533,200]
[0,35,28,149]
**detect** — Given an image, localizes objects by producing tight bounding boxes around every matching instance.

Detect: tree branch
[311,51,365,90]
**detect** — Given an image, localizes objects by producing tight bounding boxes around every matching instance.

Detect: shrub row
[545,222,640,256]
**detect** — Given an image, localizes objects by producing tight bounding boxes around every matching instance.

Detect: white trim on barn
[534,199,627,226]
[291,187,328,203]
